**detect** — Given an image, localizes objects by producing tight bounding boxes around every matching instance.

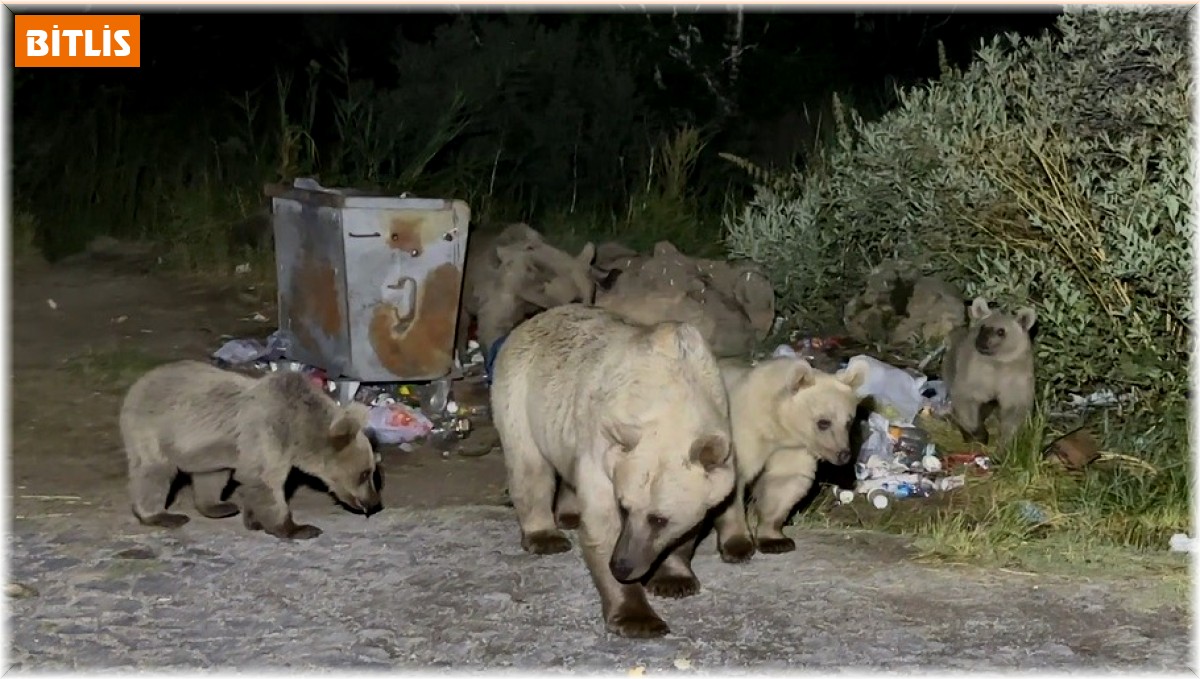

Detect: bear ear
[968,297,992,321]
[576,241,596,267]
[328,414,361,451]
[784,358,816,394]
[836,358,870,392]
[689,435,730,473]
[648,321,709,361]
[1015,307,1037,332]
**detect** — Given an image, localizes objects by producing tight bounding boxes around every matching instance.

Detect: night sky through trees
[11,8,1064,258]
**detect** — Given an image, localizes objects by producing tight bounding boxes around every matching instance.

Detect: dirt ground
[5,255,1194,671]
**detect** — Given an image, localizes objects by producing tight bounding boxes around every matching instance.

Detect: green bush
[724,7,1192,407]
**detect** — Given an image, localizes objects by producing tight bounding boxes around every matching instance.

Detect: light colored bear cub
[491,304,735,639]
[714,356,868,558]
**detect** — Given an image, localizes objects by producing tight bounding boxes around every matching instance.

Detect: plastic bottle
[867,489,890,509]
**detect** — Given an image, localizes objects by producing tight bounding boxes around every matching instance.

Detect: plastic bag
[367,403,434,445]
[212,338,268,365]
[847,355,928,425]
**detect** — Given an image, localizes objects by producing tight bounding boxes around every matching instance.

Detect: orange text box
[14,15,140,67]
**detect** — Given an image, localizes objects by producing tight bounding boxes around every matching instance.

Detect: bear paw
[242,513,263,531]
[719,536,756,563]
[756,536,796,554]
[137,511,191,529]
[286,524,323,540]
[607,608,670,639]
[522,530,573,555]
[555,513,581,530]
[646,573,701,599]
[197,502,240,519]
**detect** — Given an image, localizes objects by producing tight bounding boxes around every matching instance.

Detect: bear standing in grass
[713,356,868,558]
[942,297,1037,445]
[491,305,736,639]
[120,360,382,540]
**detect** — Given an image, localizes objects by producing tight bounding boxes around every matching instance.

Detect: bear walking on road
[491,304,736,639]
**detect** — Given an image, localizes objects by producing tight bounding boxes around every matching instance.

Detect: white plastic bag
[847,355,928,425]
[367,403,434,445]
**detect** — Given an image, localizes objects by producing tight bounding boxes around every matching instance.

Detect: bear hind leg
[554,481,581,530]
[129,459,190,529]
[502,426,570,555]
[752,468,815,554]
[192,470,240,519]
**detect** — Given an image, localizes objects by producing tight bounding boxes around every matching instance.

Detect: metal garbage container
[266,178,471,386]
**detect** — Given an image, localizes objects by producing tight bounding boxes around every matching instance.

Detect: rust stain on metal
[387,216,429,257]
[369,262,461,378]
[288,255,343,351]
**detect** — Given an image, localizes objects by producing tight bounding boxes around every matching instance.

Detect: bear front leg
[645,533,702,599]
[235,476,321,540]
[713,479,755,563]
[752,453,817,554]
[577,474,669,639]
[951,396,989,445]
[997,399,1032,446]
[554,481,581,530]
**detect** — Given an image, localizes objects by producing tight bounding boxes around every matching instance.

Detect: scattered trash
[1014,500,1049,525]
[112,315,128,324]
[1169,533,1196,553]
[673,658,694,671]
[234,262,251,275]
[628,666,646,677]
[943,453,991,474]
[250,312,270,323]
[367,403,434,445]
[847,355,928,425]
[1044,428,1101,472]
[46,299,57,310]
[1066,389,1128,410]
[209,327,492,456]
[211,330,291,367]
[918,379,951,417]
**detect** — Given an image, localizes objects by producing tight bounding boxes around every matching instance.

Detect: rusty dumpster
[266,178,471,383]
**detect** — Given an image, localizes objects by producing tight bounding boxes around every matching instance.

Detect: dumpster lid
[264,178,458,211]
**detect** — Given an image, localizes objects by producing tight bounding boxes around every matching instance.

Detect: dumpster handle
[348,232,381,238]
[384,276,418,335]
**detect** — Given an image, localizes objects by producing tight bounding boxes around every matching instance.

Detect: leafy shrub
[724,7,1192,406]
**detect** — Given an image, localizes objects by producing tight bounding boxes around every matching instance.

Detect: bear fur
[843,260,966,347]
[593,240,774,358]
[491,304,736,639]
[713,355,869,557]
[457,222,596,361]
[119,361,382,540]
[942,297,1037,445]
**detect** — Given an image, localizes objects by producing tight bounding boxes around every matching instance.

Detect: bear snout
[360,491,384,517]
[835,448,853,465]
[609,556,637,582]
